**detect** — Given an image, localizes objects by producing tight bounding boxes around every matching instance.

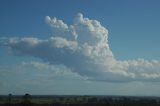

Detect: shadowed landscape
[1,94,160,106]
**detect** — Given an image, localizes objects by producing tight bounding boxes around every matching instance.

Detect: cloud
[21,61,88,80]
[1,13,160,82]
[0,61,90,94]
[0,61,87,86]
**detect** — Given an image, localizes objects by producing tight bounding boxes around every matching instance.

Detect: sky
[0,0,160,96]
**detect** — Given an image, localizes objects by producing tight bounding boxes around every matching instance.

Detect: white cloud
[21,61,88,80]
[1,13,160,82]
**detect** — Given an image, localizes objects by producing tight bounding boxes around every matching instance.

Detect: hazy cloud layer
[1,13,160,82]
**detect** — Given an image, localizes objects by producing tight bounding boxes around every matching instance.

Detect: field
[0,95,160,106]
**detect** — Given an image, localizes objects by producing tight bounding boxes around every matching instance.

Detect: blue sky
[1,0,160,95]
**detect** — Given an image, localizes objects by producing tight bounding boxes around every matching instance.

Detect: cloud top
[1,13,160,82]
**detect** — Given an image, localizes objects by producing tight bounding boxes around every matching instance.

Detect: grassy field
[1,95,160,106]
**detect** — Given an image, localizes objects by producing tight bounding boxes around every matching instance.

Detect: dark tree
[6,93,12,105]
[8,94,12,103]
[22,93,32,106]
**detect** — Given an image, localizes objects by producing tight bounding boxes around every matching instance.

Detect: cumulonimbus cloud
[1,13,160,82]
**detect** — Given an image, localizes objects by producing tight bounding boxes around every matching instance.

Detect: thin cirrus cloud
[1,13,160,82]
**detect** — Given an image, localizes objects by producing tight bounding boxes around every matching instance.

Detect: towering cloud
[1,13,160,82]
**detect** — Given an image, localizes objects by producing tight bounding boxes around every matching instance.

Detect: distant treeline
[0,94,160,106]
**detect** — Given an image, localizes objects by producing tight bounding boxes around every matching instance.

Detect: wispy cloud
[1,13,160,82]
